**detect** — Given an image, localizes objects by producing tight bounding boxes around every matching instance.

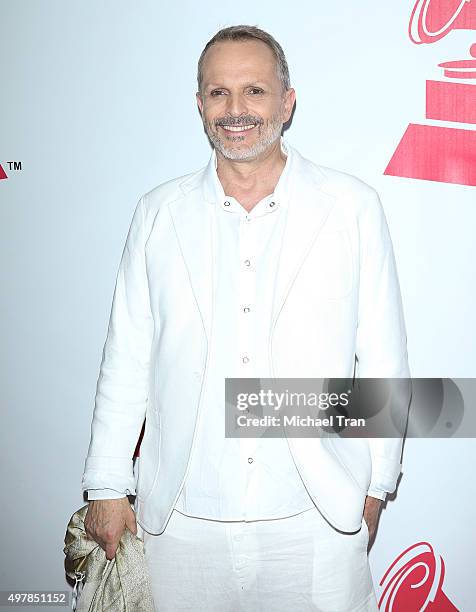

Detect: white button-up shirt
[174,138,314,520]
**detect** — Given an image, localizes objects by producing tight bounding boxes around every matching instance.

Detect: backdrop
[1,1,475,610]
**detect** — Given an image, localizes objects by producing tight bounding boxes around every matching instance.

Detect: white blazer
[82,140,410,534]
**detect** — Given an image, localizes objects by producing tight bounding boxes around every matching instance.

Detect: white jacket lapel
[168,178,215,343]
[271,148,336,329]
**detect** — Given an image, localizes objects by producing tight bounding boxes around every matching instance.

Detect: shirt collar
[202,135,293,211]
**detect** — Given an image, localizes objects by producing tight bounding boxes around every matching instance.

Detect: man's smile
[219,123,257,134]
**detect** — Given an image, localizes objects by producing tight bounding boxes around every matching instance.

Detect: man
[82,25,410,611]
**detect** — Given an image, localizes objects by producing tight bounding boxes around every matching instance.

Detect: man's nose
[225,93,248,118]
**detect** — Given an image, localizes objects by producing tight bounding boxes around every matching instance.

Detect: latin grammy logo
[378,542,459,611]
[385,0,476,187]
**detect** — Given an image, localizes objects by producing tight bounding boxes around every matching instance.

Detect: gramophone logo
[385,0,476,187]
[378,542,459,611]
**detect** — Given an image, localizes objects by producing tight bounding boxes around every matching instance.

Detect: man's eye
[249,88,264,95]
[210,90,225,96]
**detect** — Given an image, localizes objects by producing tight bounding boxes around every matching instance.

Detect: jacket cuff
[366,488,387,501]
[369,458,402,495]
[82,456,136,495]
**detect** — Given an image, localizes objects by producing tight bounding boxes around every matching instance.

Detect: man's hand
[363,495,382,544]
[84,498,137,561]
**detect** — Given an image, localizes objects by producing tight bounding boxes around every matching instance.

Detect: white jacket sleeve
[355,188,411,498]
[82,196,153,496]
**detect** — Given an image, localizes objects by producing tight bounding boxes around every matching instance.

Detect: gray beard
[204,118,283,161]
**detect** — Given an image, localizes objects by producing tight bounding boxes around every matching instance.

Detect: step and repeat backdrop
[1,1,475,610]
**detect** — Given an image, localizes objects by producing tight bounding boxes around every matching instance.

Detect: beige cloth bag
[64,504,155,611]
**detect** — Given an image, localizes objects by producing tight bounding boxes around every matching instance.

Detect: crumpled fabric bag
[63,504,156,611]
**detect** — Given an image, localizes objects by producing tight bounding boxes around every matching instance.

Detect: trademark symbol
[7,161,22,171]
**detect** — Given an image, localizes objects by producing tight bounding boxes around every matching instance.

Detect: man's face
[197,40,295,161]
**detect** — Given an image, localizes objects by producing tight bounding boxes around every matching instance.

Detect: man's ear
[196,91,203,114]
[283,87,296,123]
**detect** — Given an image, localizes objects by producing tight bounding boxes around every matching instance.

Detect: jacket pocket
[325,437,371,494]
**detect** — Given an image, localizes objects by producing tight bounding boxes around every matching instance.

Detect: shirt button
[244,259,251,267]
[247,457,254,464]
[242,356,249,364]
[224,200,231,206]
[269,201,276,208]
[243,306,251,313]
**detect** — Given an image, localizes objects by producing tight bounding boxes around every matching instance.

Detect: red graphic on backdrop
[0,164,7,180]
[378,542,459,611]
[385,0,476,187]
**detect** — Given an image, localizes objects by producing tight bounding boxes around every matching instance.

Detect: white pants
[137,507,378,612]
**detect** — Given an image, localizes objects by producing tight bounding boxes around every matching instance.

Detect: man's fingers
[125,507,137,535]
[84,499,136,558]
[105,542,118,561]
[126,517,137,535]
